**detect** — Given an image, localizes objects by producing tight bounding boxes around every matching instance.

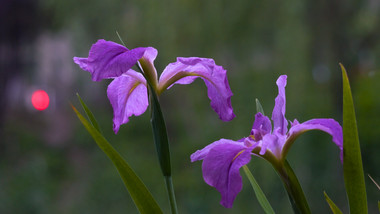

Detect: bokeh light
[31,90,50,111]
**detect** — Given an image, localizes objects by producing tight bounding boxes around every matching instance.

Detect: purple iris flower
[191,75,343,208]
[74,39,235,133]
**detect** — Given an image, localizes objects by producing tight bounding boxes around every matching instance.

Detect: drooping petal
[193,139,253,208]
[107,70,148,133]
[190,138,242,162]
[73,39,157,81]
[158,57,235,121]
[287,118,343,160]
[271,75,288,135]
[250,112,272,141]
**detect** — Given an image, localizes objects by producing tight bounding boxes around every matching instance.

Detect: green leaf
[243,165,275,214]
[71,104,163,214]
[341,64,368,213]
[256,98,265,115]
[324,191,343,214]
[76,93,101,133]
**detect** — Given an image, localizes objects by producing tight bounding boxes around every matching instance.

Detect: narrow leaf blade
[76,93,102,133]
[368,174,380,190]
[243,165,275,214]
[72,104,163,214]
[324,191,343,214]
[341,64,368,213]
[256,98,265,115]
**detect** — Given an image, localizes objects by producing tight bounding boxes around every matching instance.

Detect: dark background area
[1,0,379,213]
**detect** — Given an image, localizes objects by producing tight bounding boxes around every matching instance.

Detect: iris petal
[192,139,253,208]
[287,118,343,161]
[107,70,148,133]
[190,139,238,162]
[250,112,272,140]
[271,75,288,135]
[74,39,156,81]
[158,57,235,121]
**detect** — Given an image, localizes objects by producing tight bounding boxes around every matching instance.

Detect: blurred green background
[1,0,379,213]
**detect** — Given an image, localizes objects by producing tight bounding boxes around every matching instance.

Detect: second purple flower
[191,75,343,208]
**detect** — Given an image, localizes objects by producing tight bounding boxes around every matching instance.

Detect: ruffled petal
[271,75,288,135]
[287,118,343,161]
[193,139,253,208]
[107,70,148,133]
[74,39,156,81]
[250,112,272,141]
[158,57,235,121]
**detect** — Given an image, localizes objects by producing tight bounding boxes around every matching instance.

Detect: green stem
[148,87,179,214]
[165,176,178,214]
[276,160,311,214]
[136,62,178,213]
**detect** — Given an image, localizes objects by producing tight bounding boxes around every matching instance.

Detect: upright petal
[73,39,157,81]
[259,130,286,158]
[138,47,159,88]
[107,70,148,133]
[250,112,272,141]
[141,46,158,65]
[287,118,343,160]
[271,75,288,135]
[192,139,253,208]
[158,57,235,121]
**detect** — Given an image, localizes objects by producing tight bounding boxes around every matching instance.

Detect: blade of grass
[324,191,343,214]
[341,63,368,214]
[72,104,163,214]
[76,93,101,133]
[256,98,265,115]
[368,174,380,190]
[116,31,126,47]
[243,165,275,214]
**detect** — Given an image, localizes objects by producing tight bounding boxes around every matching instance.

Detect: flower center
[138,58,158,90]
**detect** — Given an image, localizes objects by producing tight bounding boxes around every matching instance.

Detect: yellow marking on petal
[232,150,245,162]
[249,135,255,140]
[158,71,200,94]
[128,81,140,95]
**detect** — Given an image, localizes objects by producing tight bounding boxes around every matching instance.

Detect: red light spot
[31,90,50,111]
